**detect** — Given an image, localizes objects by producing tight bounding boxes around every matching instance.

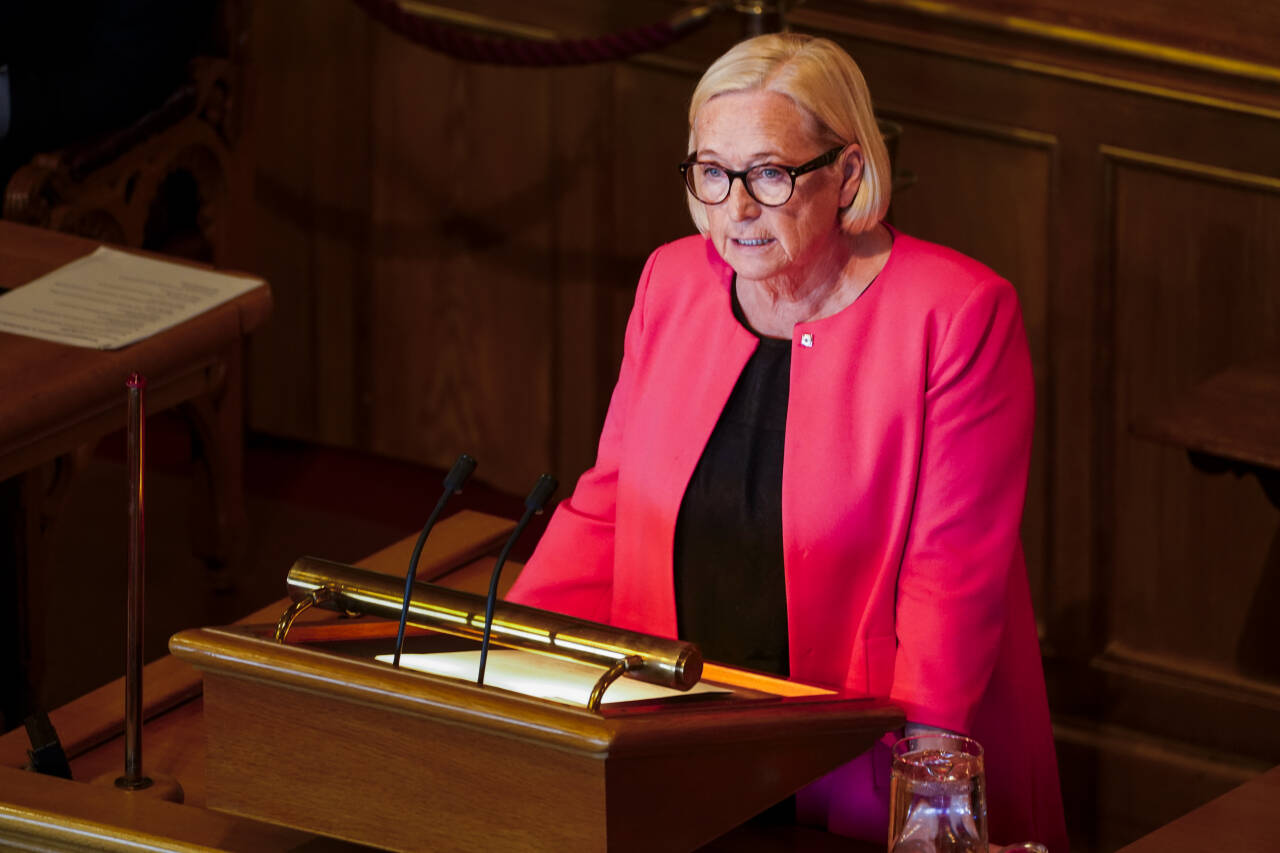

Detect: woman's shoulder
[644,234,727,278]
[873,230,1027,366]
[881,229,1014,308]
[636,235,732,304]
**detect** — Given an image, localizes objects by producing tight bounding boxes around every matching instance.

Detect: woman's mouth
[733,237,773,247]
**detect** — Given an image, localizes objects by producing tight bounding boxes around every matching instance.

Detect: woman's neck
[737,224,892,338]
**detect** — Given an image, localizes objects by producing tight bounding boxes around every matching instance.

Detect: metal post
[735,0,789,36]
[117,373,151,791]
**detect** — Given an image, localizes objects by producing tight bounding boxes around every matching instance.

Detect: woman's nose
[727,177,759,220]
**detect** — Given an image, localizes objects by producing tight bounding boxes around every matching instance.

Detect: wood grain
[183,626,899,851]
[0,762,330,852]
[884,111,1055,628]
[1132,363,1280,471]
[1109,157,1280,689]
[244,0,373,443]
[365,33,555,490]
[1116,762,1280,853]
[203,672,607,851]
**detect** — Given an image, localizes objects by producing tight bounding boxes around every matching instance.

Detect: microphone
[476,473,558,686]
[391,453,477,667]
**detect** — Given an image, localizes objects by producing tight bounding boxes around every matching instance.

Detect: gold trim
[285,556,704,691]
[802,0,1280,85]
[1100,145,1280,193]
[877,104,1058,149]
[1051,717,1269,780]
[797,12,1280,121]
[1003,59,1280,122]
[628,53,705,77]
[1095,642,1280,707]
[397,1,556,41]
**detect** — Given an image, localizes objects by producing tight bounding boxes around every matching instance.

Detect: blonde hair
[686,33,890,235]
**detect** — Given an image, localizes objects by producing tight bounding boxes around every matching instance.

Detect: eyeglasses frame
[678,145,846,207]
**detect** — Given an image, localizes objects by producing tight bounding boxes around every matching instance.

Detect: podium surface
[0,511,899,851]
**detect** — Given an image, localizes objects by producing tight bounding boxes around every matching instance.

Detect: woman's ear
[839,143,865,208]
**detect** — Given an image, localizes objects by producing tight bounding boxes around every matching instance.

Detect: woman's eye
[756,167,785,181]
[700,165,724,179]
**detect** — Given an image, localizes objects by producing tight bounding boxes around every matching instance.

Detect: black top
[673,282,791,677]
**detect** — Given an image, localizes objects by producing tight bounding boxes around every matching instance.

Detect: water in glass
[888,736,987,853]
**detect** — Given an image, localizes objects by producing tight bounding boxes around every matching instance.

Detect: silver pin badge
[800,333,814,348]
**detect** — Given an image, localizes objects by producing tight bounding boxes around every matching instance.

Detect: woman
[508,32,1068,851]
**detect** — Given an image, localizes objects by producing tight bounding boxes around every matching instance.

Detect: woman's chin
[724,245,789,281]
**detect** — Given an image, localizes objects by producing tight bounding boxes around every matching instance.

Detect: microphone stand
[391,453,476,667]
[476,474,557,686]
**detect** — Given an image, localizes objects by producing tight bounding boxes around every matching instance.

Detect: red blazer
[508,231,1068,851]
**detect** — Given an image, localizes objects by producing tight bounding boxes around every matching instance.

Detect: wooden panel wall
[886,114,1056,619]
[243,0,715,489]
[871,0,1280,66]
[245,0,373,446]
[235,1,1280,849]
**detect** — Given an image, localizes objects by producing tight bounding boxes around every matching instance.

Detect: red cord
[352,0,706,66]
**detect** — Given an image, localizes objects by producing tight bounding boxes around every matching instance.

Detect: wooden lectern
[0,511,902,851]
[174,618,900,849]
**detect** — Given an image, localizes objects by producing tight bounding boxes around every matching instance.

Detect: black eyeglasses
[679,146,845,207]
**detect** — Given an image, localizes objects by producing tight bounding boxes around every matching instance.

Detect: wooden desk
[1131,363,1280,474]
[0,220,272,730]
[1116,762,1280,852]
[1131,363,1280,510]
[0,511,881,851]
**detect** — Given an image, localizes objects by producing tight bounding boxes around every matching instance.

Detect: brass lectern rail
[275,557,702,709]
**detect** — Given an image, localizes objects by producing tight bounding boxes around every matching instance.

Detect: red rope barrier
[351,0,715,66]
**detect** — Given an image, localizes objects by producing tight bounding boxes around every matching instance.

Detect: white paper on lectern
[378,649,730,707]
[0,246,264,349]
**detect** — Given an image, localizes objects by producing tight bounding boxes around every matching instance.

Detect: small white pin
[800,332,814,348]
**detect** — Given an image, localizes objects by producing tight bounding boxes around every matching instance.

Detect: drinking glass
[888,733,987,853]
